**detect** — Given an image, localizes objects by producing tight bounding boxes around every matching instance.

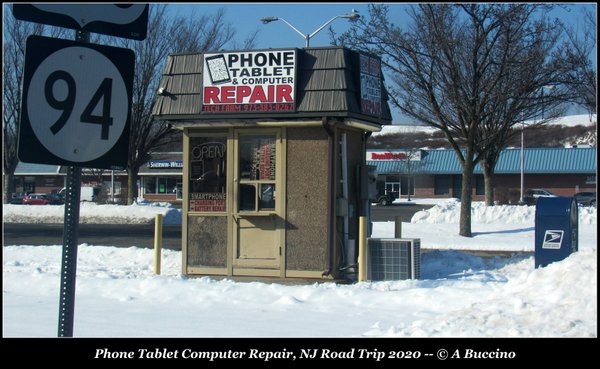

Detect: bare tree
[2,7,66,203]
[336,4,580,236]
[169,7,258,53]
[563,7,596,117]
[110,5,256,204]
[473,4,575,206]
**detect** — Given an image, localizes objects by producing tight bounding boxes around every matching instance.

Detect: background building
[367,147,597,204]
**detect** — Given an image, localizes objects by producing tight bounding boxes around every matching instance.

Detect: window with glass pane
[260,184,275,210]
[189,136,227,212]
[158,178,167,193]
[145,176,157,194]
[238,135,276,212]
[166,177,177,194]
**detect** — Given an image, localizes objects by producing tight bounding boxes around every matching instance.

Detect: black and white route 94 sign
[18,35,134,170]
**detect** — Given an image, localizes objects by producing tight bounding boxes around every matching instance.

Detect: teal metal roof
[368,147,596,175]
[14,162,62,175]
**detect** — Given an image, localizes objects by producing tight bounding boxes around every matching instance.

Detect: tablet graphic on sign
[205,54,231,84]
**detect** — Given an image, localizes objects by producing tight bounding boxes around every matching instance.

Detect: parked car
[47,193,65,205]
[22,193,50,205]
[10,192,31,204]
[375,192,395,206]
[523,188,558,205]
[574,192,596,207]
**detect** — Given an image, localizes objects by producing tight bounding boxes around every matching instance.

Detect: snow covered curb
[2,201,182,225]
[3,199,595,226]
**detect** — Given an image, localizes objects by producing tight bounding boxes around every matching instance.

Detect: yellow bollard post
[154,213,163,275]
[358,216,367,282]
[395,216,402,238]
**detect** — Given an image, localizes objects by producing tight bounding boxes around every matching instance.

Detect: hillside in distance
[369,114,597,149]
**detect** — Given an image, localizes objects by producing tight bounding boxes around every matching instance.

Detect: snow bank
[4,198,595,226]
[2,201,182,225]
[411,199,596,225]
[2,244,596,337]
[364,248,597,337]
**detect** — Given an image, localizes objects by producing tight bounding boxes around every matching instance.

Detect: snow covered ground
[2,199,597,337]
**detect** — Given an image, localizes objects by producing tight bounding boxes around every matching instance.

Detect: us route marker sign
[12,4,148,40]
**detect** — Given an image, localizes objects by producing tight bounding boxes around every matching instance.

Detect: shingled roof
[152,47,392,125]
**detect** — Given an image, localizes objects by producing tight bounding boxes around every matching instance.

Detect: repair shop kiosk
[152,47,392,281]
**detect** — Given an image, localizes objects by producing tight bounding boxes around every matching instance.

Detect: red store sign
[368,151,422,161]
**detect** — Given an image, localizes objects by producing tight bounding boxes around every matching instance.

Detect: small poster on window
[189,192,226,212]
[359,53,382,117]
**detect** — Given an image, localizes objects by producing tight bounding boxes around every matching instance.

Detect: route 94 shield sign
[18,35,134,170]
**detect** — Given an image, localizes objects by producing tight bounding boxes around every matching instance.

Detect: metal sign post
[57,29,88,338]
[58,166,82,337]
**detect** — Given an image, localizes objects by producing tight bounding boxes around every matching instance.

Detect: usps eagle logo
[542,230,564,249]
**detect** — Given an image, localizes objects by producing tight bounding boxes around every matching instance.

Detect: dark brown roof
[152,47,392,125]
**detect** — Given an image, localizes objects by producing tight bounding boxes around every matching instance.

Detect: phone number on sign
[203,103,294,113]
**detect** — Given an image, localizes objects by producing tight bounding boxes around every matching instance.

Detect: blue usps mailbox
[535,197,578,268]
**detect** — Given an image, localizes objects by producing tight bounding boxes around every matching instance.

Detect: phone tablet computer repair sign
[202,49,296,114]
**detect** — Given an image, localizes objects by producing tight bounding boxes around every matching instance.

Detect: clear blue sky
[168,3,596,51]
[168,3,401,49]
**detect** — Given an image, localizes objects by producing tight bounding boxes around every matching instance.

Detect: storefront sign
[148,160,183,169]
[359,53,382,117]
[191,142,225,161]
[202,50,296,114]
[368,151,421,161]
[190,192,226,212]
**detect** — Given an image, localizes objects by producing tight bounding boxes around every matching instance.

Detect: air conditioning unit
[366,238,421,281]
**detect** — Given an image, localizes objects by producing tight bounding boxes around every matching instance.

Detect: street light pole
[260,11,360,48]
[520,117,525,204]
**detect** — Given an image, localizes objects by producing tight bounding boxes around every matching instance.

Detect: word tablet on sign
[202,49,297,114]
[18,35,134,170]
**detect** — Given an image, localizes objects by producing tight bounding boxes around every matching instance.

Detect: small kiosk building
[152,47,392,281]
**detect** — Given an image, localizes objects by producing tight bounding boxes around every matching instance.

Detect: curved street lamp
[260,11,360,47]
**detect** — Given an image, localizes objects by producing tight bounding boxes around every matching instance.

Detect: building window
[145,177,157,194]
[144,177,178,194]
[189,136,227,212]
[434,175,450,195]
[238,134,277,212]
[475,175,485,196]
[24,176,36,193]
[400,176,415,197]
[103,181,122,195]
[158,177,178,194]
